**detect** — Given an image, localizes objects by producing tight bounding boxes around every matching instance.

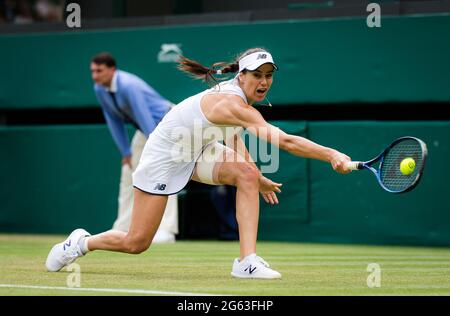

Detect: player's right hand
[330,151,352,174]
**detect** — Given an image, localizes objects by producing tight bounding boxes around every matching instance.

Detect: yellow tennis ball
[400,158,416,175]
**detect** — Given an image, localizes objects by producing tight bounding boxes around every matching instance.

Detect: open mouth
[256,88,267,96]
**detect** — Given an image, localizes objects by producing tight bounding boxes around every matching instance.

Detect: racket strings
[380,139,424,192]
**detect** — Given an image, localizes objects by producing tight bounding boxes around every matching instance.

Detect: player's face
[90,63,115,87]
[239,64,274,105]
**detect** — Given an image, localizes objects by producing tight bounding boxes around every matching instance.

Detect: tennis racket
[345,136,427,193]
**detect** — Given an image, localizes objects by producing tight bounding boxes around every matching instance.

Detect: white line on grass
[0,284,227,296]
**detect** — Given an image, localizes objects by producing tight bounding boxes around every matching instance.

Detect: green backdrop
[1,14,450,108]
[1,121,448,246]
[0,14,449,246]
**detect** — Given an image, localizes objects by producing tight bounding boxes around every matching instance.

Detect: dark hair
[91,52,117,68]
[177,47,268,85]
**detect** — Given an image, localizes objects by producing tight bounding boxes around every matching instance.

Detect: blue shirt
[94,70,170,157]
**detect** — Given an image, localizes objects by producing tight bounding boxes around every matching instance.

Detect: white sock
[78,236,90,255]
[243,253,257,261]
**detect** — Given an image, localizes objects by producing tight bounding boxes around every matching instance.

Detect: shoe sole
[230,272,281,279]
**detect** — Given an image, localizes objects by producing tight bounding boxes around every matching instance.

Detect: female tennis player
[46,48,351,279]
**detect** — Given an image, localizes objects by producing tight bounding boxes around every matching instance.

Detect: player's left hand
[259,175,282,205]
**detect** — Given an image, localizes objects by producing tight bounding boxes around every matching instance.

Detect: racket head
[368,136,427,193]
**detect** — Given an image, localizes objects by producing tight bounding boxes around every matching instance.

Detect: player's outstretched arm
[223,97,352,174]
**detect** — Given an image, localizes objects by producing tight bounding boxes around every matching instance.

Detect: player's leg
[117,130,178,243]
[192,143,281,279]
[46,189,167,271]
[154,194,178,243]
[192,144,259,259]
[132,131,178,243]
[87,189,168,253]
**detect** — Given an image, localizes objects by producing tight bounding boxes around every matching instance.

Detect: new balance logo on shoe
[244,265,257,274]
[63,240,71,250]
[154,183,166,191]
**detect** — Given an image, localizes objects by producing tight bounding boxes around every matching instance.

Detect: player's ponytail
[177,56,238,86]
[177,47,267,86]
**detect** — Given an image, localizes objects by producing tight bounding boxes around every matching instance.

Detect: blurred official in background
[91,52,178,243]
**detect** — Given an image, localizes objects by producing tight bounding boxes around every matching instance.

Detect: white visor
[238,51,278,73]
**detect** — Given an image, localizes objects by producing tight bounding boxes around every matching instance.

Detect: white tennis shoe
[45,228,91,272]
[231,254,281,279]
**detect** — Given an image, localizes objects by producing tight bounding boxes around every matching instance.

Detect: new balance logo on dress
[154,183,166,191]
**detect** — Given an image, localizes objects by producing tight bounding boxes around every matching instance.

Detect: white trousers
[112,131,179,234]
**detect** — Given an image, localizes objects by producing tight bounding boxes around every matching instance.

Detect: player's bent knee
[126,242,151,254]
[123,235,151,254]
[235,163,260,185]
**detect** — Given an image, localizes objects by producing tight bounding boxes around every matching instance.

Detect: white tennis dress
[133,78,245,195]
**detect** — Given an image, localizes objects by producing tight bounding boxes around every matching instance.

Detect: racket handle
[346,161,364,171]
